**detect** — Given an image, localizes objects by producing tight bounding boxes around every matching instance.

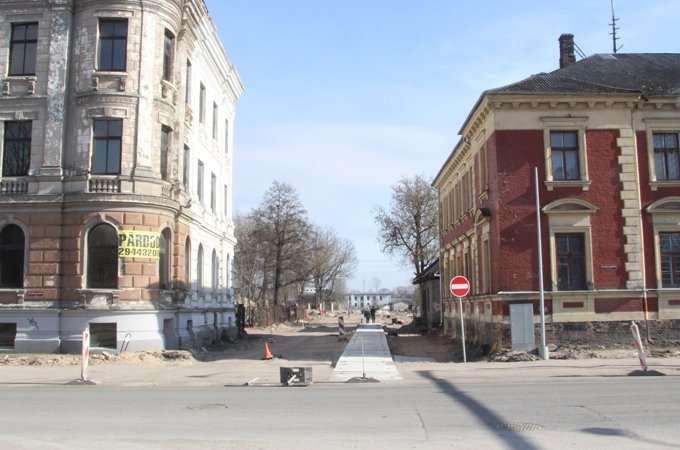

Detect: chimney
[559,33,576,68]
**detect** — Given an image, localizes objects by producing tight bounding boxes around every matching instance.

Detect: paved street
[2,376,680,449]
[2,318,680,448]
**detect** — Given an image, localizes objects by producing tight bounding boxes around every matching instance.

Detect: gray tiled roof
[487,53,680,96]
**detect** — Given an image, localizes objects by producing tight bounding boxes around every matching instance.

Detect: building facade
[0,0,243,352]
[347,292,393,310]
[412,259,440,331]
[434,35,680,348]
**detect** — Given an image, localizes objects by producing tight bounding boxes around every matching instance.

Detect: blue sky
[204,0,679,292]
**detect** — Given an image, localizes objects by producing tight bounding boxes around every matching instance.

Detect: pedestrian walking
[363,309,370,324]
[370,305,376,323]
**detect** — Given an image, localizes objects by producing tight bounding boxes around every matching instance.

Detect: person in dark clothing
[236,304,246,338]
[363,309,370,324]
[370,305,376,323]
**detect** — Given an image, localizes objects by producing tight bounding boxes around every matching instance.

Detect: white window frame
[643,118,680,191]
[647,197,680,289]
[540,116,590,191]
[543,199,597,291]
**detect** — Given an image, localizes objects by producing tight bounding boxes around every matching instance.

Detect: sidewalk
[2,348,679,388]
[333,323,402,381]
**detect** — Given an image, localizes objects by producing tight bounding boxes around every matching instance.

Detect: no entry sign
[450,275,470,298]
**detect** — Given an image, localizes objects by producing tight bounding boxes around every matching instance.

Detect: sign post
[450,276,470,363]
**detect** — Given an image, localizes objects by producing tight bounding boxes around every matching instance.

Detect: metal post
[458,297,466,363]
[361,336,366,379]
[535,167,548,360]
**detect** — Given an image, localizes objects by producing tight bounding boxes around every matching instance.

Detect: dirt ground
[1,311,679,367]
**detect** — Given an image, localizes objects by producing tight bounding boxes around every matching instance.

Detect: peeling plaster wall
[0,0,243,353]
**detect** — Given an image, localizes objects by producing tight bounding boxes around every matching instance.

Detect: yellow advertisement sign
[117,230,161,259]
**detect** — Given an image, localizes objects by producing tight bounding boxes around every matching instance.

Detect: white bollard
[81,327,90,381]
[630,321,648,372]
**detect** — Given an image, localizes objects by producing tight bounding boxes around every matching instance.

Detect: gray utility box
[280,367,313,385]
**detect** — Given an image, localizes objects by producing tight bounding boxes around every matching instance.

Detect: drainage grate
[497,422,543,432]
[187,403,228,410]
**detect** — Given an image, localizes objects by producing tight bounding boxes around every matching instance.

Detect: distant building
[433,34,680,348]
[0,0,243,352]
[347,293,393,310]
[412,259,441,330]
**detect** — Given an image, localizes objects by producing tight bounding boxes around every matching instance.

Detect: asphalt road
[2,375,678,449]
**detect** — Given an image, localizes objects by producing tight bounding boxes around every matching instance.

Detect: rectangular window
[660,233,680,288]
[162,30,174,82]
[9,23,38,76]
[223,185,228,217]
[92,119,122,175]
[0,323,17,348]
[224,119,229,154]
[210,173,216,212]
[197,160,204,202]
[550,131,580,180]
[160,126,170,181]
[479,144,488,192]
[185,60,192,104]
[556,233,586,290]
[98,19,127,71]
[199,83,206,124]
[212,102,218,139]
[653,133,680,180]
[183,145,190,189]
[2,121,32,176]
[89,323,117,349]
[482,239,490,293]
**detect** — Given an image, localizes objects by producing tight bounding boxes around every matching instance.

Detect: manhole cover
[187,403,228,410]
[497,422,543,432]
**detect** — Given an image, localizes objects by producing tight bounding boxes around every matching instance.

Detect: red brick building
[433,35,680,348]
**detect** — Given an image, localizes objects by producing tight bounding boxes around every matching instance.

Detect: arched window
[184,237,191,289]
[159,228,171,289]
[648,197,680,288]
[0,224,25,288]
[212,249,219,293]
[196,245,204,289]
[543,199,597,291]
[87,223,118,289]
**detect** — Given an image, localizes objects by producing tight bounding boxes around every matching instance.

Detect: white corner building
[0,0,243,353]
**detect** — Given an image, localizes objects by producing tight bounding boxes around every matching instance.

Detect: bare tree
[233,212,270,305]
[252,181,312,308]
[374,175,438,312]
[309,226,358,310]
[372,277,381,293]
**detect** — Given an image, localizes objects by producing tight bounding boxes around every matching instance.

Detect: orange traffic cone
[262,342,273,360]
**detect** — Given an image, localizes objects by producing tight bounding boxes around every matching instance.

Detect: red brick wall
[489,129,630,292]
[579,130,626,289]
[493,129,544,292]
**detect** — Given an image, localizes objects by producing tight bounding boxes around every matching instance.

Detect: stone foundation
[462,319,680,348]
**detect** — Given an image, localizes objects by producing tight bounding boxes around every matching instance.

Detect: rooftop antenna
[609,0,623,53]
[574,42,587,59]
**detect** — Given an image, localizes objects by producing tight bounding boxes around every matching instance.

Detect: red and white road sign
[450,275,470,298]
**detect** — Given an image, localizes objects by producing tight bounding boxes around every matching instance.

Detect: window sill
[5,74,37,81]
[545,179,591,191]
[92,71,127,92]
[93,70,127,76]
[650,180,680,191]
[3,76,37,95]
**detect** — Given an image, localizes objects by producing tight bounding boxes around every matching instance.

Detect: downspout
[631,98,651,342]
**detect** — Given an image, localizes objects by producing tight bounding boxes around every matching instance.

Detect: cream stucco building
[0,0,243,352]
